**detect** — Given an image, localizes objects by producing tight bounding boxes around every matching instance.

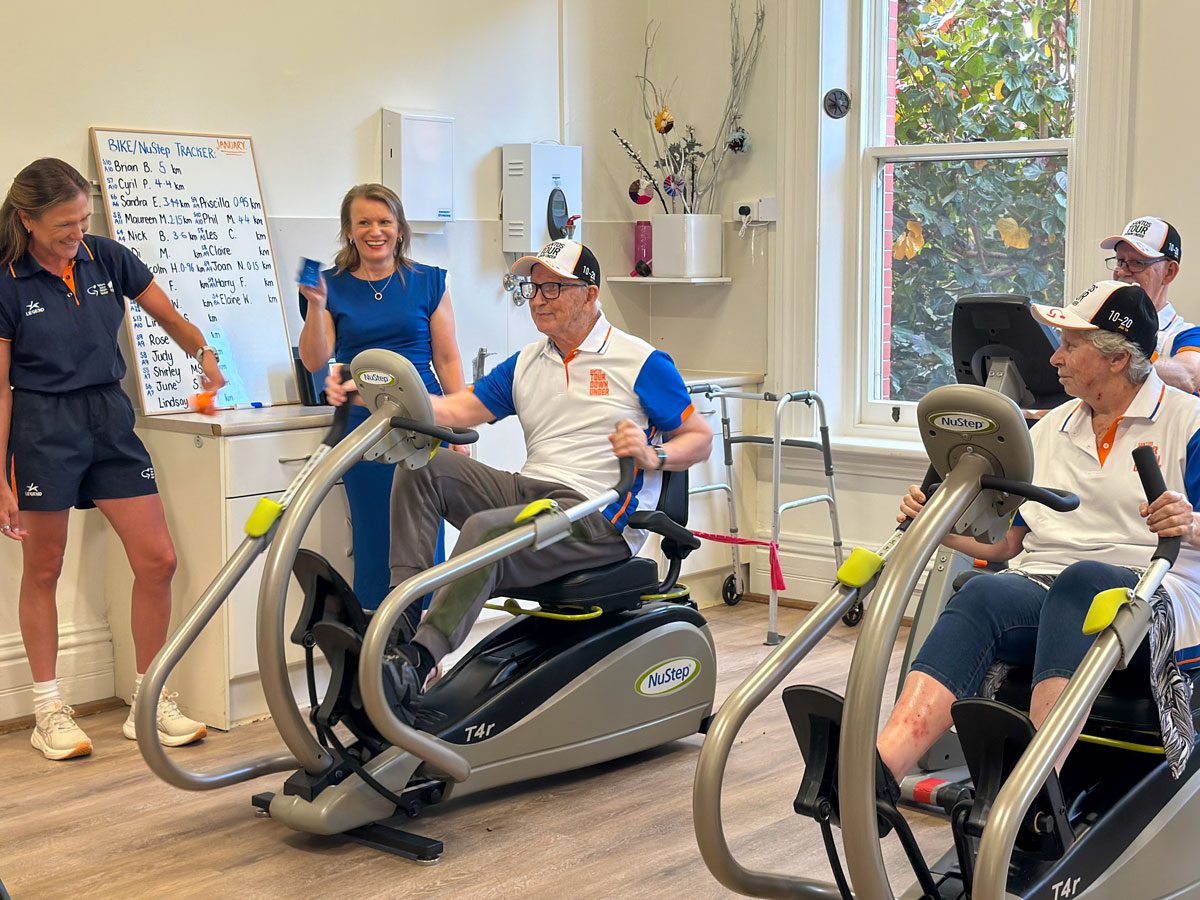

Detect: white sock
[32,680,61,716]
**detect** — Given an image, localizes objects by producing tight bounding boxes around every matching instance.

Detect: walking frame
[686,384,847,645]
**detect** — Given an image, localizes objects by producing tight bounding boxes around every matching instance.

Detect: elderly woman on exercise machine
[879,280,1200,786]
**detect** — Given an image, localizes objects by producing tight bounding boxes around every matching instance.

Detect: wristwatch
[654,446,669,470]
[195,345,219,365]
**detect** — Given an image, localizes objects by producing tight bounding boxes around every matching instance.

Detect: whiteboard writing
[90,128,295,414]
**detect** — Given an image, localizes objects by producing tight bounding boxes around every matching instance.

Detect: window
[863,0,1078,416]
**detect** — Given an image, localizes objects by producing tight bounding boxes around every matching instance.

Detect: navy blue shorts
[6,384,157,511]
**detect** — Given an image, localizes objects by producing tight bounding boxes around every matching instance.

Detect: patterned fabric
[1147,580,1194,777]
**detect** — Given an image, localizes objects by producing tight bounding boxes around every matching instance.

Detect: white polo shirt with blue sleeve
[1157,302,1200,359]
[1012,371,1200,667]
[471,312,695,554]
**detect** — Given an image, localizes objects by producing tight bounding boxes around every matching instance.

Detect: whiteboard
[90,128,295,414]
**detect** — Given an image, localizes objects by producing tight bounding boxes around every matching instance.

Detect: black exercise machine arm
[321,368,355,446]
[389,416,479,446]
[902,465,1084,535]
[898,465,941,533]
[978,475,1079,513]
[1134,444,1182,565]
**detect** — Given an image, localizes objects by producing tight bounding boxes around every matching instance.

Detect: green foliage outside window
[886,0,1077,401]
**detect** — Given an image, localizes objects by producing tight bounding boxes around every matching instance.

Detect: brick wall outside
[880,0,900,399]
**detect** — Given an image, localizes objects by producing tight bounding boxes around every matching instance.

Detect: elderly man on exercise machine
[325,239,713,720]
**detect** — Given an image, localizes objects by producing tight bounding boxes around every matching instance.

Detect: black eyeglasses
[517,280,587,301]
[1105,256,1168,274]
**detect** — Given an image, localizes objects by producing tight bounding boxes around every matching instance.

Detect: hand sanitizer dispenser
[502,144,582,253]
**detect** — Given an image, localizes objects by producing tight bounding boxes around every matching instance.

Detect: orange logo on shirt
[589,369,610,396]
[1134,441,1161,471]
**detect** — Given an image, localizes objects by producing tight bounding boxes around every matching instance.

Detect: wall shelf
[607,276,731,285]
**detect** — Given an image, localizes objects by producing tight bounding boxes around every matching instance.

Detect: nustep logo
[357,370,394,386]
[635,657,701,697]
[927,411,997,435]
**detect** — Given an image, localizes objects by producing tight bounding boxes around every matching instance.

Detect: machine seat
[506,556,660,614]
[994,664,1200,736]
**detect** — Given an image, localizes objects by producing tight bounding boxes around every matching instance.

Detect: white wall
[1128,4,1197,321]
[1,0,776,713]
[0,0,584,714]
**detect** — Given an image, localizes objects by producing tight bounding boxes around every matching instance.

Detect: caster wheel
[841,602,863,627]
[722,573,743,606]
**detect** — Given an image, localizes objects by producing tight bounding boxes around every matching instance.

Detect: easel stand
[688,385,845,645]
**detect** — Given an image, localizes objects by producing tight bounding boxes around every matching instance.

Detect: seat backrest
[657,468,690,526]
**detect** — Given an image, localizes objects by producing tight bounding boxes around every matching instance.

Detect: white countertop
[134,371,766,437]
[136,404,335,436]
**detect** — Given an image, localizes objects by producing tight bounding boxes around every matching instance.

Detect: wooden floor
[0,604,947,899]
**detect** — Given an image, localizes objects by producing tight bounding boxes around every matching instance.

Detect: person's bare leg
[1030,675,1084,772]
[95,495,177,672]
[18,511,71,683]
[877,670,957,780]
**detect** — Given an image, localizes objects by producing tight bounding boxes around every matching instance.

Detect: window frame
[860,138,1072,427]
[815,0,1133,440]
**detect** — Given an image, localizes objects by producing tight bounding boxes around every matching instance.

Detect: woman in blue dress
[297,183,466,616]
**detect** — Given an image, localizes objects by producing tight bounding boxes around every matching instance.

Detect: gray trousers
[389,451,631,663]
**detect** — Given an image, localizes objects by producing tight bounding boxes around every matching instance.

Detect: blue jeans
[911,561,1140,698]
[342,408,445,611]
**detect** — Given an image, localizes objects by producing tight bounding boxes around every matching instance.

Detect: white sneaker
[123,689,207,747]
[31,702,93,760]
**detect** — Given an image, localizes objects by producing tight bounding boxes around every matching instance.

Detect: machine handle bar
[898,464,941,533]
[321,367,355,446]
[613,456,636,496]
[1133,444,1182,565]
[978,475,1080,513]
[388,416,479,446]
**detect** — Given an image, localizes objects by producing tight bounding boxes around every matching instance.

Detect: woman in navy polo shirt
[0,158,225,760]
[298,183,467,619]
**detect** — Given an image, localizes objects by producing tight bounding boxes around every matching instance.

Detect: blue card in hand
[298,257,323,287]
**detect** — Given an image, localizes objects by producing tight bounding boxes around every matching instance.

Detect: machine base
[252,792,444,863]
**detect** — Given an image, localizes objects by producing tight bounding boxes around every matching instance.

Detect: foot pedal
[784,685,937,897]
[782,685,902,836]
[952,698,1074,860]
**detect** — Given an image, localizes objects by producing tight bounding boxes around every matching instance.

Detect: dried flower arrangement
[612,0,766,215]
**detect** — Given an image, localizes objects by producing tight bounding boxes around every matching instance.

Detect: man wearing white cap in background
[324,239,713,719]
[1101,216,1200,392]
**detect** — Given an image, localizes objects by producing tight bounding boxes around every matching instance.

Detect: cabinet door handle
[277,454,313,464]
[698,408,717,417]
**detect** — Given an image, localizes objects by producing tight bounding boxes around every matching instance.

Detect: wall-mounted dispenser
[382,110,454,231]
[502,143,582,253]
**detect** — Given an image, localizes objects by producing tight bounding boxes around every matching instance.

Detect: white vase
[651,213,724,278]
